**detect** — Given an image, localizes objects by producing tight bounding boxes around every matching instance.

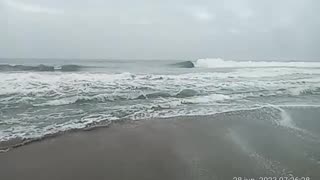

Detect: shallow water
[1,106,319,179]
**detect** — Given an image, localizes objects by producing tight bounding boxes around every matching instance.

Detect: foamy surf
[1,59,320,150]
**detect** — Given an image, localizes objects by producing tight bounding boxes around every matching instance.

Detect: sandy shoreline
[1,109,319,180]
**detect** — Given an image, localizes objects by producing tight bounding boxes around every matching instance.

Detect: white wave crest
[194,58,320,68]
[184,94,231,104]
[287,86,320,96]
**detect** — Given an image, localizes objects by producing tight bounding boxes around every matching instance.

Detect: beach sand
[1,108,319,180]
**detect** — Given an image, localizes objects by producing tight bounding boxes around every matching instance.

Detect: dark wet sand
[1,109,320,180]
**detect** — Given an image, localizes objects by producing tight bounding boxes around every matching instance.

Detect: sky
[1,0,320,60]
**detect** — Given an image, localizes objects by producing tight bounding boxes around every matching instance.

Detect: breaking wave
[0,64,85,72]
[194,58,320,68]
[287,87,320,96]
[170,61,195,68]
[32,89,200,107]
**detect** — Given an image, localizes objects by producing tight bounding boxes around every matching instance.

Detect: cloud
[1,0,319,60]
[223,0,253,19]
[193,10,213,21]
[185,6,214,22]
[4,0,63,14]
[228,28,241,34]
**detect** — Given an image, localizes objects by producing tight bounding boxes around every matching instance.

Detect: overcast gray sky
[1,0,319,60]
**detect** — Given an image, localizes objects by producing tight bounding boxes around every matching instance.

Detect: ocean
[1,58,320,148]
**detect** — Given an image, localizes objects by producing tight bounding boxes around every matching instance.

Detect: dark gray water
[1,58,320,144]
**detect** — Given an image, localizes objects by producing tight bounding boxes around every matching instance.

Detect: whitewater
[1,58,320,146]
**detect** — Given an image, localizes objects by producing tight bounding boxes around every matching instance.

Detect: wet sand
[1,108,320,180]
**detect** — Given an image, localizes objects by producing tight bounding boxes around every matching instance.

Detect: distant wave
[55,65,83,71]
[0,64,85,72]
[194,58,320,68]
[170,61,195,68]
